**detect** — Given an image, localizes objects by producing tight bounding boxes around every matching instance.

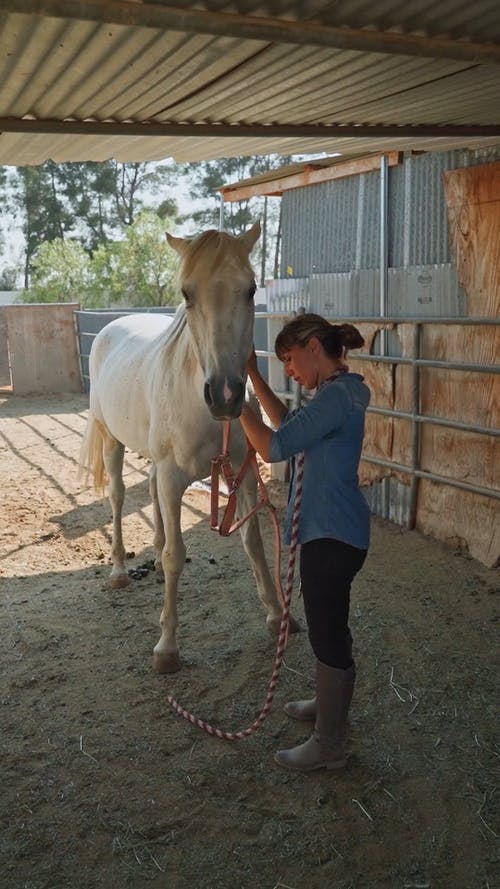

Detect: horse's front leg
[149,463,166,575]
[237,472,300,636]
[152,461,188,673]
[102,437,130,589]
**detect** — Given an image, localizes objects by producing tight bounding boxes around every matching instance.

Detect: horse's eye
[181,288,192,307]
[248,283,256,301]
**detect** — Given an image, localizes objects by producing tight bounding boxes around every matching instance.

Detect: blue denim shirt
[268,373,371,550]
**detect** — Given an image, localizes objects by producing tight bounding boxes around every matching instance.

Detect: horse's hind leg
[237,473,300,636]
[102,435,130,589]
[149,463,166,575]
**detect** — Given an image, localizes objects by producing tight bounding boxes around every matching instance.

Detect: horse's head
[166,222,261,420]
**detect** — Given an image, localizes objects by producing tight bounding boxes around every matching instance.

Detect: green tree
[52,161,118,251]
[111,161,175,227]
[11,164,74,288]
[182,154,292,283]
[0,266,23,290]
[55,160,178,246]
[23,212,180,308]
[8,160,181,287]
[89,211,180,307]
[26,239,91,304]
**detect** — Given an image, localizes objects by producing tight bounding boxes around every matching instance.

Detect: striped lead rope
[167,450,305,741]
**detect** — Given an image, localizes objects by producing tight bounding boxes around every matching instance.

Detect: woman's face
[281,342,319,390]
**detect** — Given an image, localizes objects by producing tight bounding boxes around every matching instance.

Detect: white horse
[80,223,296,673]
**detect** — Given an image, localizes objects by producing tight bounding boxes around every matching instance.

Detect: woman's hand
[239,400,272,462]
[246,347,259,380]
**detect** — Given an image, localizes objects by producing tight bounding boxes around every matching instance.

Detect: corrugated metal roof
[0,0,499,165]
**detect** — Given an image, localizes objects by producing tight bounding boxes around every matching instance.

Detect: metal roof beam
[6,0,500,65]
[1,119,500,138]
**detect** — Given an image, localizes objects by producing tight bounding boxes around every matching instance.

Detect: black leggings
[299,538,367,669]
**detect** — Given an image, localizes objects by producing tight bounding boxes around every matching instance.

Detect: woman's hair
[275,313,364,360]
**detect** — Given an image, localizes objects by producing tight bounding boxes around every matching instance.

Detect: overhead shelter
[0,0,499,165]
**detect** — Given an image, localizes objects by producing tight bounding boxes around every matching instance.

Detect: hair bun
[338,323,364,350]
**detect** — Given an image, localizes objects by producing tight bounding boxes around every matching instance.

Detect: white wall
[0,291,21,305]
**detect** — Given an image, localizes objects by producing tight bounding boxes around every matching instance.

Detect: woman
[240,313,370,772]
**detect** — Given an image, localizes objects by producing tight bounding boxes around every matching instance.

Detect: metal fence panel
[280,146,500,279]
[75,306,177,393]
[266,264,465,320]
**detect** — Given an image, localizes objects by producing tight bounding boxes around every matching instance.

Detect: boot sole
[284,711,316,722]
[273,753,347,772]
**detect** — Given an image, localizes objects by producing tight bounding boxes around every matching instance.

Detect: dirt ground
[0,392,498,889]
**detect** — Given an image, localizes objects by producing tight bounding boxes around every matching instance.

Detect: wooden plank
[350,323,395,486]
[417,479,499,567]
[443,160,500,317]
[4,303,82,395]
[221,152,402,202]
[355,312,499,566]
[415,162,500,566]
[444,159,500,208]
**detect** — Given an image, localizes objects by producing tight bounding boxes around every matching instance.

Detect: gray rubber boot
[283,696,316,721]
[283,632,353,723]
[274,661,355,772]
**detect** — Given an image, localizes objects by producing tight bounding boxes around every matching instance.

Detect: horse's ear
[239,221,261,253]
[166,232,191,257]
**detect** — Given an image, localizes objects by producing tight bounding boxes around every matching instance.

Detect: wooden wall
[355,161,499,568]
[427,160,499,567]
[2,303,82,395]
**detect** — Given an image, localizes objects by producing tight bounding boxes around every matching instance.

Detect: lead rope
[166,449,305,741]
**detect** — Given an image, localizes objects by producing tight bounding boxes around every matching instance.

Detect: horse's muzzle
[204,376,245,420]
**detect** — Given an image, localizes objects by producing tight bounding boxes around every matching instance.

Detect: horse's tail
[79,412,107,495]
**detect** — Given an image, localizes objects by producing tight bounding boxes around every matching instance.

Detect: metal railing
[74,306,499,521]
[256,312,500,526]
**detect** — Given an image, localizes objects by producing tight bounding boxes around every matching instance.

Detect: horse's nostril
[204,381,213,406]
[234,380,245,404]
[205,377,245,418]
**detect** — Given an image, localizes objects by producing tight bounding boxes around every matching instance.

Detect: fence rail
[258,311,499,525]
[74,308,499,524]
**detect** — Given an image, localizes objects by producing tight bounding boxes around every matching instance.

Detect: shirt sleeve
[269,383,350,462]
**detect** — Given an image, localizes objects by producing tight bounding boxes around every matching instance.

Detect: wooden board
[352,177,499,567]
[3,303,82,395]
[417,161,500,566]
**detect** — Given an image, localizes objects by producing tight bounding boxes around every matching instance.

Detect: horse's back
[91,313,172,369]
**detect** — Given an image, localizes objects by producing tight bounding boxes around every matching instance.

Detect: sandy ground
[0,392,498,889]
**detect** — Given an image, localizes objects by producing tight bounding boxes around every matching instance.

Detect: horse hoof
[267,613,301,636]
[153,650,182,673]
[110,573,131,589]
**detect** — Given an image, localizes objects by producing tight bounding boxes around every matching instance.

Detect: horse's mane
[163,301,187,346]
